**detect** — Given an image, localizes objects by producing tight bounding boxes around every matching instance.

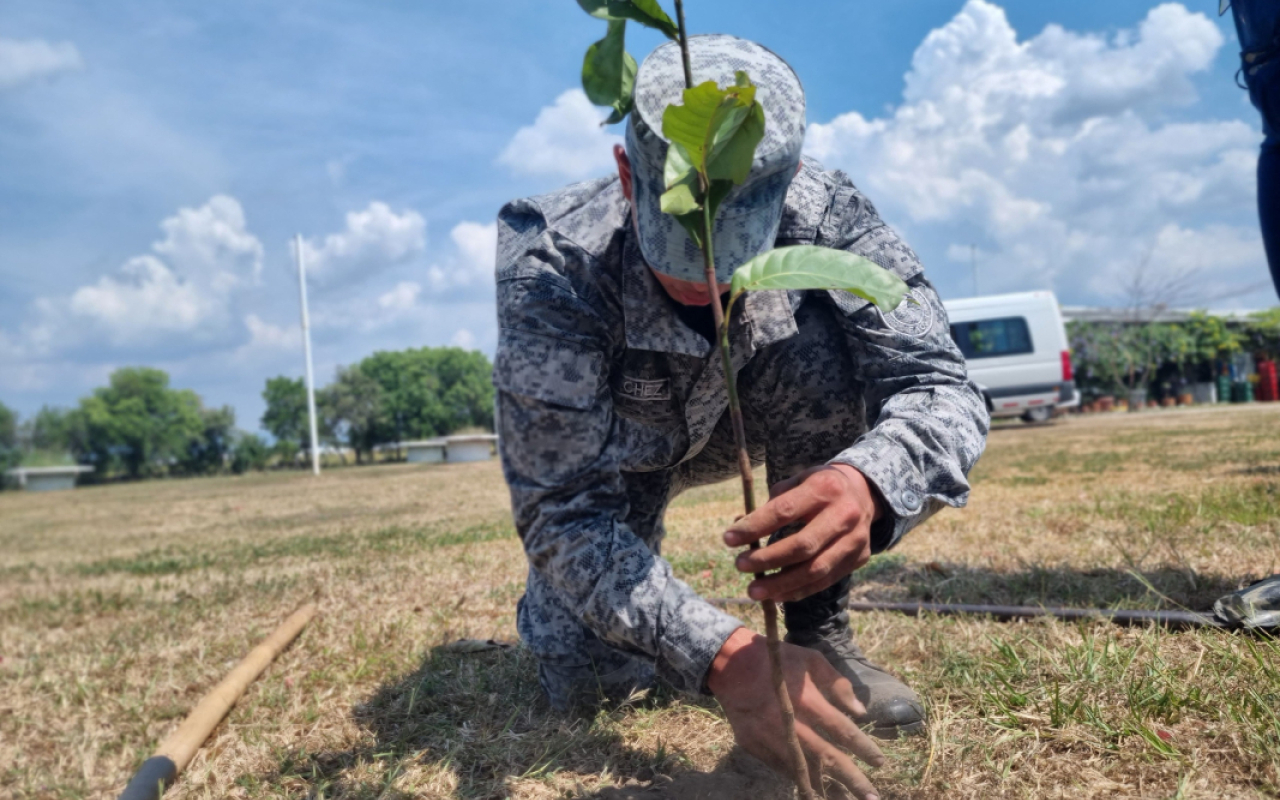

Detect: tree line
[1068,309,1280,399]
[261,347,494,464]
[1,345,494,485]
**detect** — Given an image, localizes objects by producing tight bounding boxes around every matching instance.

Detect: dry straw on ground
[2,404,1279,799]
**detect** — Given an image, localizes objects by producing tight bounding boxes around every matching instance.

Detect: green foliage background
[1068,312,1280,399]
[2,345,494,485]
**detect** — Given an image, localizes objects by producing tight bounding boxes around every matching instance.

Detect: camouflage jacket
[493,160,989,694]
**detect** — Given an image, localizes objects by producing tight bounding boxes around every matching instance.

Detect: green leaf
[661,81,725,173]
[577,0,678,38]
[728,246,909,313]
[703,179,734,227]
[662,73,763,186]
[581,21,637,123]
[664,140,696,189]
[707,99,764,184]
[660,183,701,215]
[672,211,704,250]
[577,0,614,19]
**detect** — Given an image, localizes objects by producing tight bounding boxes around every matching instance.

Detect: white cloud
[23,196,263,350]
[498,89,622,181]
[378,281,421,311]
[0,38,82,90]
[69,256,220,339]
[425,221,497,295]
[300,202,426,286]
[805,1,1267,304]
[241,314,299,352]
[450,328,477,349]
[153,194,263,287]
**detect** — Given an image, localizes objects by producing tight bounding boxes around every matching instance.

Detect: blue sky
[0,1,1271,431]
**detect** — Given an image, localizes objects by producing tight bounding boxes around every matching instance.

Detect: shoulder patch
[880,288,935,338]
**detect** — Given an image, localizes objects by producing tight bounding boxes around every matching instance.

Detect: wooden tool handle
[118,603,318,800]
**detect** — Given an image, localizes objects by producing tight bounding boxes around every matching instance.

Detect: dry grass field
[3,404,1280,799]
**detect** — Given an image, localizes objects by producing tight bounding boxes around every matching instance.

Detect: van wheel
[1022,406,1053,423]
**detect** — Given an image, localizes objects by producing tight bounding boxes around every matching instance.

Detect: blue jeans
[1230,0,1280,295]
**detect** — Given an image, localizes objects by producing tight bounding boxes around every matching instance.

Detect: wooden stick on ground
[117,603,318,800]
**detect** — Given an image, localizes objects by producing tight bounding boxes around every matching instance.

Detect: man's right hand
[707,627,885,799]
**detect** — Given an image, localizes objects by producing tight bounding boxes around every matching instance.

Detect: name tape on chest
[618,376,671,401]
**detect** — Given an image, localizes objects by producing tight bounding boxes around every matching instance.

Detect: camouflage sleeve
[818,189,991,551]
[493,204,743,695]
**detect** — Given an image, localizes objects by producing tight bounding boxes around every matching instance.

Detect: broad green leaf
[609,0,678,38]
[577,0,613,18]
[662,76,762,186]
[581,21,636,123]
[672,211,704,250]
[664,141,697,189]
[707,98,765,184]
[660,183,701,215]
[577,0,678,38]
[662,81,729,172]
[703,178,734,228]
[728,246,909,313]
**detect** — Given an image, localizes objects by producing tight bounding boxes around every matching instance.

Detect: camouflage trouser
[517,298,870,710]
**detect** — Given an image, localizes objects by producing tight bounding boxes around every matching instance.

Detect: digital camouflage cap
[626,34,806,283]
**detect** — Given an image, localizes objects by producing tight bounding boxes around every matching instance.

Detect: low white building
[5,466,94,492]
[403,439,447,464]
[444,434,498,463]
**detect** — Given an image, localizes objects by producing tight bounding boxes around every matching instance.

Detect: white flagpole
[295,234,321,476]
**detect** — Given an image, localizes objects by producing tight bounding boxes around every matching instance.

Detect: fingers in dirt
[797,725,881,800]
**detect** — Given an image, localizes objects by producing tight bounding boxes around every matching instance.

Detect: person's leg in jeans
[1230,0,1280,294]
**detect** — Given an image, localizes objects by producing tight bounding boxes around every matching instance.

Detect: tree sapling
[577,2,910,795]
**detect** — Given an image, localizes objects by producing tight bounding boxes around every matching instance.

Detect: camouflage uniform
[494,159,990,709]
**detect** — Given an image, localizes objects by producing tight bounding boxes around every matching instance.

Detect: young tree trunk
[672,4,814,796]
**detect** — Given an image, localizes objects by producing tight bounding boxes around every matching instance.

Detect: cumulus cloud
[426,221,497,295]
[0,37,82,90]
[450,328,477,349]
[241,314,299,351]
[378,281,422,311]
[805,1,1267,304]
[498,89,622,181]
[62,195,263,346]
[300,202,426,286]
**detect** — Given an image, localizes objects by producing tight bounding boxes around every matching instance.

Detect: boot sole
[869,718,927,739]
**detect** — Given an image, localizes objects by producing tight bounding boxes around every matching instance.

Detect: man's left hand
[724,464,884,603]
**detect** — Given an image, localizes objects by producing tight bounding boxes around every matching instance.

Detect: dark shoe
[786,625,927,739]
[1214,574,1280,630]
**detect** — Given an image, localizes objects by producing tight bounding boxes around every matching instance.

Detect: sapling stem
[672,4,814,796]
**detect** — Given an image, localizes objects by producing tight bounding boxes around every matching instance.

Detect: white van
[942,291,1077,422]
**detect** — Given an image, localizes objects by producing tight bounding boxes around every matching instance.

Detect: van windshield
[950,317,1034,360]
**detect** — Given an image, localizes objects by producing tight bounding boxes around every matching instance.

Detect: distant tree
[27,406,76,453]
[261,376,308,462]
[1244,309,1280,360]
[358,346,493,444]
[180,405,237,475]
[76,367,205,479]
[434,348,496,432]
[319,365,385,463]
[230,432,270,474]
[359,350,445,444]
[0,401,15,453]
[0,401,18,483]
[272,439,300,469]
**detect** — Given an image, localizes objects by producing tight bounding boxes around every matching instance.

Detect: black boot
[784,579,926,739]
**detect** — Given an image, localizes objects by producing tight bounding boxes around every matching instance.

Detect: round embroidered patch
[881,288,935,338]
